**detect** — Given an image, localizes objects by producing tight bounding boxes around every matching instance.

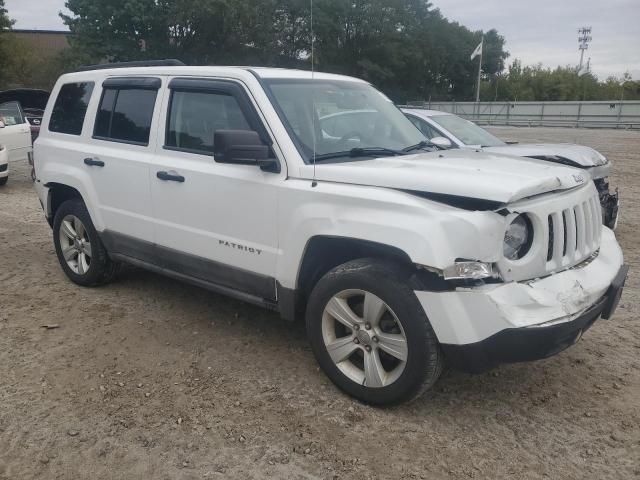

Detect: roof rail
[75,59,186,72]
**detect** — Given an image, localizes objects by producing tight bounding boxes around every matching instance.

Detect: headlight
[443,261,495,280]
[503,214,533,260]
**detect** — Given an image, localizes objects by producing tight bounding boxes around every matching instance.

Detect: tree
[0,0,10,30]
[0,0,15,87]
[478,61,640,101]
[60,0,511,101]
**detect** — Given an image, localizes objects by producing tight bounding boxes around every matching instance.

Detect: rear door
[83,77,164,255]
[0,101,32,161]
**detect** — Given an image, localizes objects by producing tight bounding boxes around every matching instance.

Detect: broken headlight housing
[443,261,495,280]
[503,214,533,260]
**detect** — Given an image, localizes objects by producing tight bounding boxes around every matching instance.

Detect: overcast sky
[5,0,640,80]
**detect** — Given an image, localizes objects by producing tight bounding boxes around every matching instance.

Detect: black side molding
[100,230,276,302]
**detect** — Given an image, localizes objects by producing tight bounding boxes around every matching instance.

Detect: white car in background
[402,108,619,229]
[0,144,7,186]
[0,100,33,186]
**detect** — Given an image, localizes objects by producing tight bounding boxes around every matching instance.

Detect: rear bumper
[441,264,628,373]
[415,228,626,372]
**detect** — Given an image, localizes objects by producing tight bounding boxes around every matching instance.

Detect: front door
[0,101,32,161]
[149,77,282,300]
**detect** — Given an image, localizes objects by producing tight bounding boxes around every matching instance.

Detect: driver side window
[166,90,251,155]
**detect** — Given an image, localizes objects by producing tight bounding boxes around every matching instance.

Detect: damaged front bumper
[415,228,627,373]
[600,189,619,230]
[595,178,619,229]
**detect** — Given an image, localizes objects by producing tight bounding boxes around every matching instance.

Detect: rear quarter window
[49,82,95,135]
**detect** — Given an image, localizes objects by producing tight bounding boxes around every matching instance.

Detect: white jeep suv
[33,61,628,404]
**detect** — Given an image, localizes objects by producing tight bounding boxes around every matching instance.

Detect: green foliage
[59,0,510,102]
[0,1,62,89]
[0,0,15,86]
[479,61,640,101]
[0,34,71,90]
[4,0,634,101]
[0,0,11,31]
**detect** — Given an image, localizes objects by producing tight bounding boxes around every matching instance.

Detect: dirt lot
[1,126,639,480]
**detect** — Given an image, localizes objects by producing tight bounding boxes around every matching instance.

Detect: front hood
[483,143,607,167]
[298,150,588,205]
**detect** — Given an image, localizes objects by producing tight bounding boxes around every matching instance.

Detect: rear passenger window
[94,87,158,145]
[166,91,251,154]
[49,82,94,135]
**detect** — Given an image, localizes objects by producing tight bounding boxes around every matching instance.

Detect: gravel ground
[0,126,638,480]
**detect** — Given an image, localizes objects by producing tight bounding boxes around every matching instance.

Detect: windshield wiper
[313,147,408,163]
[403,140,443,152]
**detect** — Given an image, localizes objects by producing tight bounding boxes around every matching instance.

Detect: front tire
[53,199,119,286]
[0,176,7,186]
[306,258,443,405]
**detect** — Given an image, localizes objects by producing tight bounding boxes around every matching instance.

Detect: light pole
[577,27,592,72]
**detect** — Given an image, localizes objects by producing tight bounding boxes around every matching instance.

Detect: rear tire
[0,176,7,186]
[306,258,443,405]
[53,199,119,286]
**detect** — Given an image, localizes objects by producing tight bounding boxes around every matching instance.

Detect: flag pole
[475,36,483,103]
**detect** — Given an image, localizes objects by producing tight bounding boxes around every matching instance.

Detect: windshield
[263,79,425,162]
[430,114,505,147]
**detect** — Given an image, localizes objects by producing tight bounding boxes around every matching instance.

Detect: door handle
[84,158,105,167]
[156,171,185,183]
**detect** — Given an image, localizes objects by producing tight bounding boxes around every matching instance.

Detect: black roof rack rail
[74,59,186,72]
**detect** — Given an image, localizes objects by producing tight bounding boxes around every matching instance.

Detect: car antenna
[310,0,318,188]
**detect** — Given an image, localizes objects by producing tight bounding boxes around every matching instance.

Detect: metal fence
[403,100,640,129]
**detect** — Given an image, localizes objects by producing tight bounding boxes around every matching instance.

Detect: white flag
[470,40,483,60]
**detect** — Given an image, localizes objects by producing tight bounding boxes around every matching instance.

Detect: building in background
[9,29,72,59]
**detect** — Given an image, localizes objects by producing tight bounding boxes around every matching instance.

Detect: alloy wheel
[58,214,92,275]
[321,289,408,388]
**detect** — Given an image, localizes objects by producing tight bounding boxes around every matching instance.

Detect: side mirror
[430,136,452,149]
[214,129,278,172]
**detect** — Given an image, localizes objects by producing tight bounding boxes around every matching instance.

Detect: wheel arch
[278,235,446,322]
[45,182,84,227]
